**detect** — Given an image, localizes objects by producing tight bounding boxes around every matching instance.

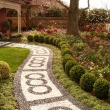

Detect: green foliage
[55,38,62,47]
[100,66,110,79]
[65,59,77,76]
[61,44,71,50]
[0,61,10,79]
[74,42,86,52]
[61,48,73,56]
[27,34,33,42]
[38,34,45,42]
[44,36,50,44]
[62,54,73,70]
[49,37,54,44]
[80,73,96,92]
[10,33,22,42]
[0,47,30,109]
[46,7,63,17]
[93,78,109,99]
[70,65,85,83]
[108,88,110,101]
[0,47,30,73]
[52,38,58,46]
[58,41,67,48]
[34,34,39,42]
[87,8,108,23]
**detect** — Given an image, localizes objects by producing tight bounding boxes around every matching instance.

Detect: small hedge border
[27,34,110,109]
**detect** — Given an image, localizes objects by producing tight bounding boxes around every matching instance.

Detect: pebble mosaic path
[0,41,91,110]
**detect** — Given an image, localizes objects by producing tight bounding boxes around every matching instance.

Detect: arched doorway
[0,1,21,33]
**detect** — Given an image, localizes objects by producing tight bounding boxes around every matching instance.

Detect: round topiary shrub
[34,34,39,42]
[70,65,85,83]
[0,61,10,79]
[52,38,58,46]
[59,41,67,48]
[62,54,73,70]
[61,48,73,56]
[27,34,33,42]
[44,36,50,44]
[38,34,44,42]
[49,37,54,44]
[61,44,70,50]
[93,78,109,99]
[80,73,96,92]
[65,59,77,76]
[55,38,62,47]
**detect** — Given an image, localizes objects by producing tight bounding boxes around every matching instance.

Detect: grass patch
[0,47,30,72]
[0,47,30,110]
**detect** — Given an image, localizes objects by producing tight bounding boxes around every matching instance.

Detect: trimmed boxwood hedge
[65,59,78,76]
[93,78,109,99]
[80,73,96,92]
[62,54,73,70]
[70,65,85,83]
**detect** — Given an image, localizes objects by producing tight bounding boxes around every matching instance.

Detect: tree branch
[56,0,70,11]
[82,0,90,11]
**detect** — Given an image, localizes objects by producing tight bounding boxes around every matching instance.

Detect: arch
[0,0,21,33]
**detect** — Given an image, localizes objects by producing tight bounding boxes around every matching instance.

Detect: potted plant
[2,19,12,36]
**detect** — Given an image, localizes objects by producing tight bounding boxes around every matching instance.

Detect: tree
[56,0,90,36]
[19,0,32,29]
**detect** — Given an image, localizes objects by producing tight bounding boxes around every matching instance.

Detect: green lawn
[0,47,30,72]
[0,47,30,110]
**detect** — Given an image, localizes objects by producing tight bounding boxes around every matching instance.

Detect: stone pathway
[0,41,91,110]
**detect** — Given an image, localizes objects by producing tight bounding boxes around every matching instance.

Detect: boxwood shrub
[80,73,96,92]
[52,38,57,45]
[44,36,50,44]
[27,34,33,42]
[49,37,54,44]
[62,54,73,70]
[58,41,68,48]
[0,61,10,79]
[38,34,45,42]
[34,34,39,42]
[61,44,70,50]
[61,48,73,56]
[93,78,109,99]
[70,65,85,83]
[65,59,78,76]
[55,38,62,47]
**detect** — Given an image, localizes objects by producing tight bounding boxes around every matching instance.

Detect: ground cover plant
[0,47,30,110]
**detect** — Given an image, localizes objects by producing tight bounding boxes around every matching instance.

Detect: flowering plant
[86,8,109,24]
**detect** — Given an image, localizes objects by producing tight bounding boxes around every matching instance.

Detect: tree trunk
[67,0,79,36]
[26,5,31,29]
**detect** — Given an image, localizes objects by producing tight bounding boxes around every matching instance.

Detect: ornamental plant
[83,23,109,40]
[93,78,109,99]
[46,7,63,17]
[62,54,74,70]
[86,8,109,23]
[65,59,78,76]
[0,61,10,79]
[27,34,33,42]
[70,65,85,83]
[61,48,73,56]
[80,73,96,92]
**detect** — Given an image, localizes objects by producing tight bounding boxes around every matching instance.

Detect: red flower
[108,76,110,82]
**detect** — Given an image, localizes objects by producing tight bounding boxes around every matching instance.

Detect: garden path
[0,41,90,110]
